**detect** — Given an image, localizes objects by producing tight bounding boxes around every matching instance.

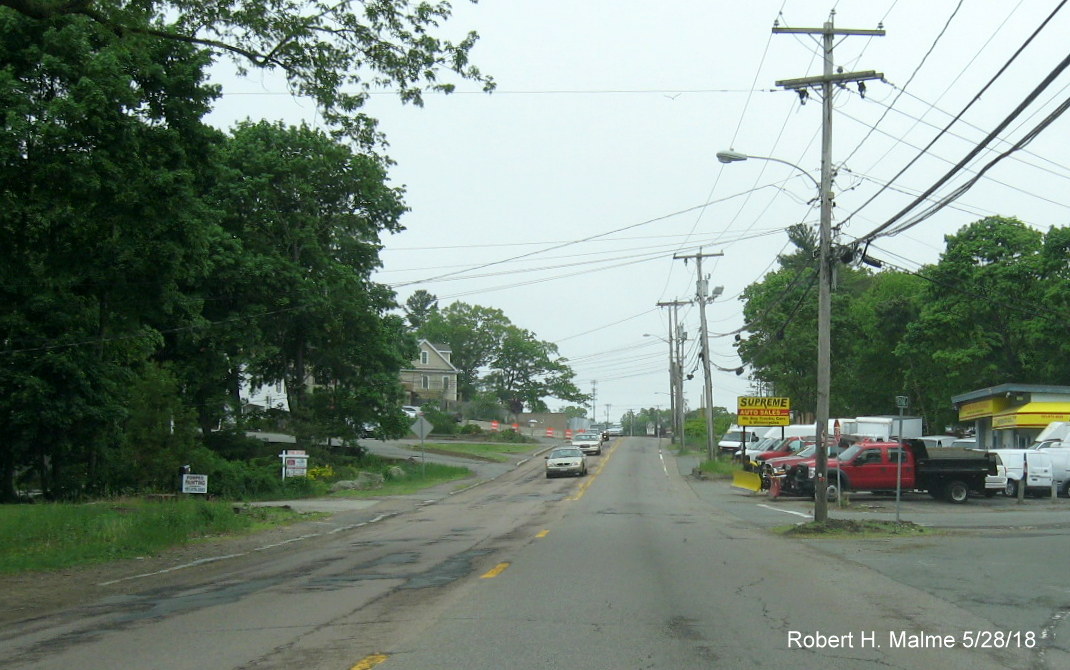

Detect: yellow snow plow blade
[732,469,762,492]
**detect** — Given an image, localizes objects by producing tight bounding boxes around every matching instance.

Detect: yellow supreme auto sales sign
[737,396,791,426]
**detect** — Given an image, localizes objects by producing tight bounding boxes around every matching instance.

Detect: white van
[988,449,1053,497]
[1032,445,1070,496]
[718,425,759,456]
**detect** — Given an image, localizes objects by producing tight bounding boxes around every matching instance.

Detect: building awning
[991,402,1070,429]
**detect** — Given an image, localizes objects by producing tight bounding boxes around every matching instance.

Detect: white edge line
[757,503,813,519]
[97,512,398,586]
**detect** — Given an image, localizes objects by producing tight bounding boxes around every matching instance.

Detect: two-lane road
[1,436,1060,669]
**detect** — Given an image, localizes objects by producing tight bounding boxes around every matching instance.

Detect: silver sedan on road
[545,447,588,478]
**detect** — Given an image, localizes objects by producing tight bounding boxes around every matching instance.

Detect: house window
[421,375,430,390]
[442,376,450,391]
[420,351,429,365]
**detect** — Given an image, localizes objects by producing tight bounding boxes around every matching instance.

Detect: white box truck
[851,415,923,441]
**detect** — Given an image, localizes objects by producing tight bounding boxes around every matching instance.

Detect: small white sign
[182,474,208,494]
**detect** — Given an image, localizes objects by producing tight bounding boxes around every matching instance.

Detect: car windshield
[792,445,817,459]
[835,445,861,462]
[551,448,582,458]
[722,431,745,442]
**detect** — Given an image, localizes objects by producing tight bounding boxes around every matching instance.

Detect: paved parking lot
[674,451,1070,530]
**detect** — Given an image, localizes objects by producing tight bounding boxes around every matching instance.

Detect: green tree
[898,216,1050,430]
[483,326,587,414]
[419,302,512,400]
[1,0,495,142]
[558,405,588,419]
[0,11,220,499]
[205,120,414,448]
[404,289,439,330]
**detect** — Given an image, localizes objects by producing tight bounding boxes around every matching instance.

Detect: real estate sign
[737,396,791,426]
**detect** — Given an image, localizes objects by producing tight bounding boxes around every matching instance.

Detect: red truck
[785,440,997,503]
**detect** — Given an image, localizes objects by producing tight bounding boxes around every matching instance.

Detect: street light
[715,151,820,190]
[718,148,833,521]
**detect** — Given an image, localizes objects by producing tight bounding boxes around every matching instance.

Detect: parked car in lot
[988,449,1053,497]
[748,437,814,469]
[545,447,588,478]
[735,437,779,462]
[401,405,421,418]
[570,432,603,455]
[760,442,851,478]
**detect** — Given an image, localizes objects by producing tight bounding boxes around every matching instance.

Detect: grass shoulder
[0,498,317,575]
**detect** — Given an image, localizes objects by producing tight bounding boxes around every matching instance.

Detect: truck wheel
[1005,479,1018,497]
[944,480,969,504]
[1062,480,1070,498]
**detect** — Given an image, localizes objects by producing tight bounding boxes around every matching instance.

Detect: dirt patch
[783,518,929,537]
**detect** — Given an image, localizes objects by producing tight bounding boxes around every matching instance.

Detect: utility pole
[673,249,723,460]
[591,380,597,429]
[657,300,688,445]
[773,11,883,522]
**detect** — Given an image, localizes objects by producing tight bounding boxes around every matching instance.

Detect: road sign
[411,417,433,440]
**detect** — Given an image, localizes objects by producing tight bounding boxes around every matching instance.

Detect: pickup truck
[785,440,997,503]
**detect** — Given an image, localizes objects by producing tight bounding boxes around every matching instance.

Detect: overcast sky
[207,1,1070,423]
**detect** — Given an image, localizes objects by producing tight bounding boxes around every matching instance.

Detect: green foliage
[0,499,263,573]
[739,215,1070,434]
[404,290,439,330]
[419,302,513,401]
[420,405,458,435]
[0,2,483,501]
[0,0,494,145]
[483,325,588,412]
[487,429,536,444]
[464,390,506,421]
[459,423,484,435]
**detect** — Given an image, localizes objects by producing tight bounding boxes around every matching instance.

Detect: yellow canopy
[991,402,1070,429]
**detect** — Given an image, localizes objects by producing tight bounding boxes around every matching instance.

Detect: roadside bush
[281,476,328,497]
[459,423,484,435]
[203,430,274,460]
[487,429,535,444]
[421,406,458,435]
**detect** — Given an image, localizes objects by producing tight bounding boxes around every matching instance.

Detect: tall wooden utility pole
[657,300,688,444]
[673,249,723,460]
[773,11,883,522]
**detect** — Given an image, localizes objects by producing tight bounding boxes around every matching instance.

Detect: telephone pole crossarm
[775,70,883,90]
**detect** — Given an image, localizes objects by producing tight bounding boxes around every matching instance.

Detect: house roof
[412,339,459,372]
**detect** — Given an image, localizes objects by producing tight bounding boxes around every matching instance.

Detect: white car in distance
[570,432,603,455]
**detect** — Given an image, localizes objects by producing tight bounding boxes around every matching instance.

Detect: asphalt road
[2,436,1068,669]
